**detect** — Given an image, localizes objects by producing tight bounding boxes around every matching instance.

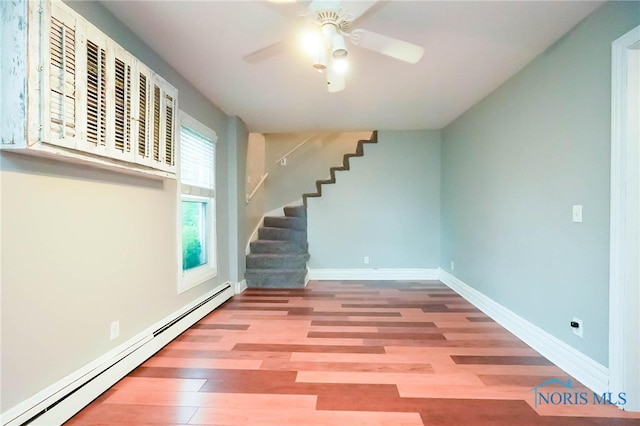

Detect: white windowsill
[179,265,218,294]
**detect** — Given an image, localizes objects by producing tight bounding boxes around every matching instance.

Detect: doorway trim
[609,24,640,412]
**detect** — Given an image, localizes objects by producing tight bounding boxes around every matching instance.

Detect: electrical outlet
[280,157,287,166]
[451,261,455,271]
[572,205,583,223]
[364,256,370,265]
[110,320,120,340]
[571,317,583,338]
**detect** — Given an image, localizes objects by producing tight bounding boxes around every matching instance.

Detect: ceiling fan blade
[326,69,345,93]
[243,40,288,64]
[342,1,378,21]
[352,29,424,64]
[308,0,343,12]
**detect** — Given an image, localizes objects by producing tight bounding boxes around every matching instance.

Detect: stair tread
[263,216,307,230]
[248,202,309,288]
[251,240,307,246]
[247,253,306,257]
[265,215,300,219]
[251,238,302,245]
[260,226,304,230]
[284,206,306,216]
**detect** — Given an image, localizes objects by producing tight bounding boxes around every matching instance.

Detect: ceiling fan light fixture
[332,58,349,74]
[331,33,348,59]
[300,30,322,57]
[312,46,327,70]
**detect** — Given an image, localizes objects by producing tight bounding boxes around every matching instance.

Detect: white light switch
[572,205,583,223]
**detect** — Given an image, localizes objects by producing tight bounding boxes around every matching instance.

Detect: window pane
[182,200,207,271]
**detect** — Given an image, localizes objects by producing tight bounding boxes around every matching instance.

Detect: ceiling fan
[243,0,425,93]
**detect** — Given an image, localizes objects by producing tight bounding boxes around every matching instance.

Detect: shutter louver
[137,72,148,157]
[86,40,107,147]
[49,15,76,140]
[114,58,132,153]
[153,85,161,162]
[164,94,174,165]
[26,1,179,178]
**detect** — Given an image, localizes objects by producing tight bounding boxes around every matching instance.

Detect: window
[178,112,217,292]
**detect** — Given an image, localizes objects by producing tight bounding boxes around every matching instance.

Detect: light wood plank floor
[67,280,640,425]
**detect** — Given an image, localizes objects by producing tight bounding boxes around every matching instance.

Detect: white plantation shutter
[136,69,150,158]
[113,56,133,154]
[163,93,176,166]
[22,1,179,178]
[48,10,77,144]
[152,84,162,162]
[180,126,215,198]
[133,70,176,172]
[85,37,107,149]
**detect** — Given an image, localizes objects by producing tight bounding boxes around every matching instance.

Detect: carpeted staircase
[245,131,378,288]
[245,205,309,288]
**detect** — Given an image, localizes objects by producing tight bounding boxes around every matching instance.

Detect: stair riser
[245,270,307,288]
[284,206,306,218]
[330,167,346,182]
[250,241,308,254]
[258,227,306,242]
[263,217,307,231]
[246,256,307,269]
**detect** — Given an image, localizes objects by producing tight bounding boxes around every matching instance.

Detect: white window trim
[177,111,218,294]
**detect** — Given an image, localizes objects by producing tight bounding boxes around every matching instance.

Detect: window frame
[177,111,217,293]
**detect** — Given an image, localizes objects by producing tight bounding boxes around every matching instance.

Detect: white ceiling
[101,0,604,133]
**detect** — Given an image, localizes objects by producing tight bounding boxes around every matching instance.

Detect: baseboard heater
[153,286,229,337]
[5,284,233,426]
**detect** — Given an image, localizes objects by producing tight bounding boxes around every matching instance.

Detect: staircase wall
[264,132,372,212]
[227,117,249,284]
[307,130,441,270]
[245,133,267,246]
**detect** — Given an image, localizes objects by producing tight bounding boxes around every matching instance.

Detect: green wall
[308,130,441,270]
[441,1,640,365]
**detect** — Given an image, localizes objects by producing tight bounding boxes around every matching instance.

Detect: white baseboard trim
[309,268,440,281]
[234,279,247,294]
[1,283,235,426]
[438,270,609,394]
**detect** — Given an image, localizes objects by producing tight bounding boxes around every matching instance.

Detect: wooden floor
[67,280,640,425]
